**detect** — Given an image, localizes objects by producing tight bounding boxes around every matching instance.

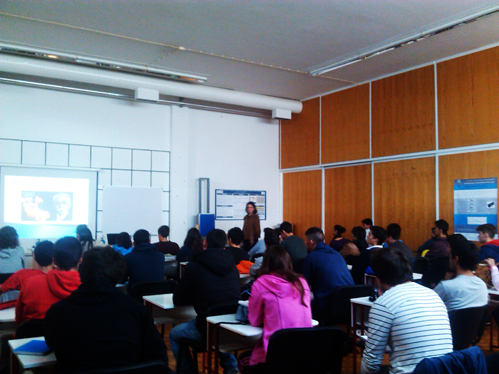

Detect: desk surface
[350,296,374,307]
[413,272,422,280]
[143,293,176,309]
[489,288,499,296]
[9,337,56,369]
[206,314,319,337]
[0,307,15,323]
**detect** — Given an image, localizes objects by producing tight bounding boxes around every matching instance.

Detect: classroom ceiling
[1,1,499,101]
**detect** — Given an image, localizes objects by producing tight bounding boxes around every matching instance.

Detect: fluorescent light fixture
[0,43,208,83]
[310,6,499,76]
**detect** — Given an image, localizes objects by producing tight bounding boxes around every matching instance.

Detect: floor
[162,320,497,374]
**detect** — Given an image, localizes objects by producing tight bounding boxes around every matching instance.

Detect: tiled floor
[162,321,498,374]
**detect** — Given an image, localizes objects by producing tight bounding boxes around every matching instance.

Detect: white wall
[1,78,282,245]
[170,107,281,238]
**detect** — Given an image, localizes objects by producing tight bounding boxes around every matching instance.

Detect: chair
[326,285,375,329]
[128,280,177,337]
[15,319,45,339]
[176,301,239,374]
[448,304,489,351]
[76,360,172,374]
[413,346,486,374]
[265,326,346,374]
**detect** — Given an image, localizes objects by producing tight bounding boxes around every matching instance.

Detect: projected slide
[1,167,97,240]
[4,176,88,224]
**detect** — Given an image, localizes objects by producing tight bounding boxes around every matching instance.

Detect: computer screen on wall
[0,166,97,240]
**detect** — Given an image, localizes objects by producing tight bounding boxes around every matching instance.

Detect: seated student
[153,225,180,255]
[385,223,414,260]
[249,230,280,278]
[243,245,312,373]
[364,226,387,275]
[77,226,94,253]
[0,226,25,274]
[16,236,82,324]
[477,223,499,262]
[0,241,54,303]
[176,227,203,263]
[279,222,307,267]
[248,228,273,260]
[328,225,350,251]
[112,232,133,256]
[341,226,370,285]
[426,219,451,260]
[362,218,373,240]
[433,236,487,311]
[170,229,240,374]
[124,229,164,292]
[302,227,353,321]
[44,247,168,373]
[226,227,250,265]
[361,248,453,374]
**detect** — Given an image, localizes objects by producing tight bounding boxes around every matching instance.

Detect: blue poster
[454,177,497,241]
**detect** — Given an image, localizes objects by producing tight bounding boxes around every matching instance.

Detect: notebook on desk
[13,340,51,356]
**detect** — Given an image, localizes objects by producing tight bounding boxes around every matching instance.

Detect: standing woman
[0,226,25,274]
[242,245,312,373]
[243,202,261,251]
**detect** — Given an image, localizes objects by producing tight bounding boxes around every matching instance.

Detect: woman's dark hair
[78,227,94,251]
[245,201,257,215]
[184,228,203,257]
[79,246,126,285]
[351,226,366,242]
[116,232,132,249]
[0,226,20,249]
[259,245,306,305]
[333,225,346,239]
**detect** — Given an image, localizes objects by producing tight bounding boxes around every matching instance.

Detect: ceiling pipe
[0,54,303,114]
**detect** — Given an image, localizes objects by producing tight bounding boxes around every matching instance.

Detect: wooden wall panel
[439,150,499,235]
[374,157,435,252]
[438,47,499,149]
[280,98,320,169]
[283,170,322,240]
[372,66,435,157]
[324,164,372,244]
[321,84,370,163]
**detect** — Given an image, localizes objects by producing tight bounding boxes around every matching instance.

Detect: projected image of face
[53,193,72,221]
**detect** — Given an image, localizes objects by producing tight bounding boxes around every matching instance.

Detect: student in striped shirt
[361,247,453,374]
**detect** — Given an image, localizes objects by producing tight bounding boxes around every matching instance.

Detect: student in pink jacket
[246,245,312,372]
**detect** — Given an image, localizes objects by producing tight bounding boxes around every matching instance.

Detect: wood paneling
[321,84,370,163]
[283,170,322,240]
[439,150,499,235]
[324,164,372,244]
[374,157,435,252]
[280,98,320,169]
[438,47,499,149]
[372,66,435,157]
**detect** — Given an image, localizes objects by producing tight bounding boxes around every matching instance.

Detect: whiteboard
[102,187,162,236]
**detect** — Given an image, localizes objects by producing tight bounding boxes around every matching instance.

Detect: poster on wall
[454,177,497,241]
[215,189,266,220]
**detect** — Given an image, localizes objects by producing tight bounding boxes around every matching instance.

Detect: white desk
[347,264,353,271]
[205,313,319,374]
[488,288,499,296]
[165,255,176,264]
[0,308,15,323]
[142,293,196,324]
[9,337,56,374]
[350,296,374,374]
[413,272,423,280]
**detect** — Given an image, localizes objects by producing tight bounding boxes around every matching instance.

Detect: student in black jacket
[170,229,240,374]
[44,246,168,373]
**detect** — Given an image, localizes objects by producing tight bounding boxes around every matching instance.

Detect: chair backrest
[128,280,177,303]
[265,326,346,374]
[15,319,45,339]
[448,304,489,351]
[413,346,486,374]
[76,360,171,374]
[0,273,14,284]
[329,285,375,325]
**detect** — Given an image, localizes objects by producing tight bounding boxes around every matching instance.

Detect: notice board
[215,189,266,220]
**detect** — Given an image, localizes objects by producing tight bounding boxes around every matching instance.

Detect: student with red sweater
[0,241,54,306]
[15,236,82,324]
